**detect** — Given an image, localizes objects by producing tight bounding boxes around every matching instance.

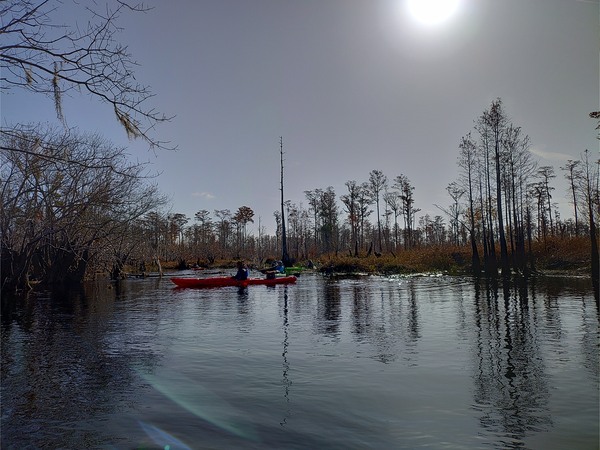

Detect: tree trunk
[467,174,480,274]
[589,201,599,303]
[155,255,163,277]
[494,141,509,275]
[280,137,290,266]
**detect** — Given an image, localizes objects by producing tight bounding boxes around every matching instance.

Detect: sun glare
[407,0,460,25]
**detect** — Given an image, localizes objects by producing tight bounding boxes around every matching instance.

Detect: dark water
[1,273,598,449]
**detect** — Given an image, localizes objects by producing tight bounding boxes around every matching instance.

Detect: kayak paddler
[232,261,249,280]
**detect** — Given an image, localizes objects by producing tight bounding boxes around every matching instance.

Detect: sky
[2,0,598,235]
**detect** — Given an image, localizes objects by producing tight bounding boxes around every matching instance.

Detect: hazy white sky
[3,0,598,234]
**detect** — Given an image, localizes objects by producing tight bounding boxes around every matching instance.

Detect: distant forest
[1,2,598,293]
[2,100,598,293]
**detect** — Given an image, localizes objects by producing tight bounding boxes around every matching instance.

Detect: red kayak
[171,275,297,288]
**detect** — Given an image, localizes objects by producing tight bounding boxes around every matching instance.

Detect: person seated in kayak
[232,261,249,280]
[264,260,284,279]
[274,260,285,273]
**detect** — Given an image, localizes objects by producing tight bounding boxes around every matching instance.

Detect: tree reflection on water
[1,274,597,449]
[472,277,553,448]
[306,274,597,447]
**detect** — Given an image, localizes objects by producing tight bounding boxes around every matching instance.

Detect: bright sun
[407,0,461,25]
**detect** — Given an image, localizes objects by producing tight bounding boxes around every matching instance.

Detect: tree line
[2,99,598,292]
[451,99,598,288]
[0,125,167,291]
[1,2,597,294]
[130,99,597,284]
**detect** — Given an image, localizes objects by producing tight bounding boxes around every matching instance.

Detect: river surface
[1,272,598,449]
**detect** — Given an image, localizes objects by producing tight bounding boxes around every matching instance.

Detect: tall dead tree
[280,137,290,266]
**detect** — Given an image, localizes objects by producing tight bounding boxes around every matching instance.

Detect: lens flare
[137,369,259,442]
[138,421,192,450]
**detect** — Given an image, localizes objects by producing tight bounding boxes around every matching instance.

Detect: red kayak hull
[170,275,297,288]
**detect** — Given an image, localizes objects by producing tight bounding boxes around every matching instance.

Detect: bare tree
[319,187,338,254]
[357,182,373,252]
[368,169,387,253]
[501,124,535,271]
[446,182,464,245]
[536,166,556,236]
[561,160,582,236]
[304,188,322,255]
[475,114,497,273]
[579,149,599,300]
[341,180,361,256]
[479,98,509,274]
[279,137,290,265]
[214,209,232,256]
[457,132,481,273]
[194,209,214,257]
[143,210,167,272]
[233,205,254,253]
[383,189,401,252]
[168,213,189,257]
[0,125,165,291]
[529,180,550,243]
[393,174,417,250]
[1,0,171,149]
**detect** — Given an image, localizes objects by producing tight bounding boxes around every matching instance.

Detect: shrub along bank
[313,237,593,277]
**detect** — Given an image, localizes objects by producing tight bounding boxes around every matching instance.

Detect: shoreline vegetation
[2,107,598,297]
[132,236,592,279]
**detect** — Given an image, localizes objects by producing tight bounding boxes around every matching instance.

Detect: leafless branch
[1,0,174,150]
